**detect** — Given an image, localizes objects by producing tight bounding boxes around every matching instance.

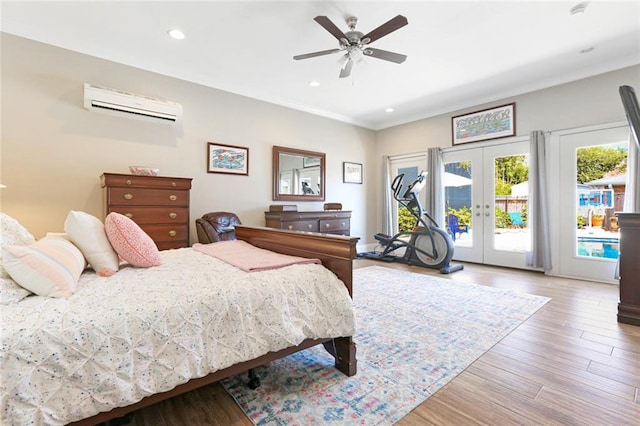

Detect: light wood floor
[126,259,640,425]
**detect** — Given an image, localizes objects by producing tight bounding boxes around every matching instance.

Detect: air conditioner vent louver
[83,83,182,124]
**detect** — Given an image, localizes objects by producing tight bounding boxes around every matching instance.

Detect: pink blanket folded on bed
[192,240,321,272]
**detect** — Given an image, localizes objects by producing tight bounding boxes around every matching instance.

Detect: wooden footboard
[235,225,359,296]
[71,226,358,426]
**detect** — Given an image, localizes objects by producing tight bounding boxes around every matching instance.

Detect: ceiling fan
[293,14,408,78]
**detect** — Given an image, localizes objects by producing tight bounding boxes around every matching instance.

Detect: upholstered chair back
[195,212,242,244]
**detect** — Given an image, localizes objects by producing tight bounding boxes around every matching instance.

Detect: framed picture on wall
[207,142,249,175]
[343,162,363,184]
[452,102,516,145]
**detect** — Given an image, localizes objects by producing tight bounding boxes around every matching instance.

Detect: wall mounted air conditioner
[83,83,183,124]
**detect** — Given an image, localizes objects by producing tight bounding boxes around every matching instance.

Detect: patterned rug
[222,265,550,425]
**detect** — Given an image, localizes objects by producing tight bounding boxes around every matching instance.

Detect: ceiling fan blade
[293,48,341,60]
[363,47,407,64]
[361,15,408,44]
[314,16,349,41]
[339,59,353,78]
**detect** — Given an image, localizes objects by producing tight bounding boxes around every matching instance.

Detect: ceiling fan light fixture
[309,80,320,87]
[385,108,394,113]
[294,14,408,78]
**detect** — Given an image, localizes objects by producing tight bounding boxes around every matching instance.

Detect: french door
[442,141,530,269]
[555,125,629,283]
[388,154,427,234]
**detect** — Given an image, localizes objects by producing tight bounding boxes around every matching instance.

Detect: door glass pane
[575,143,627,259]
[397,166,419,233]
[493,154,530,252]
[444,161,473,247]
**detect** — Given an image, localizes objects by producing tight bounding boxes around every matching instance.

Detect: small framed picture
[207,142,249,175]
[343,162,363,184]
[452,102,516,145]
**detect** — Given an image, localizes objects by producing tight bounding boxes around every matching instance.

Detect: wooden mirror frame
[272,145,326,201]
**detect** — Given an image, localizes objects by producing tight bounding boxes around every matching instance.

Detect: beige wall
[0,34,377,243]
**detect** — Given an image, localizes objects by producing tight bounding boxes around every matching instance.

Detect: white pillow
[2,236,86,298]
[1,212,37,278]
[0,276,31,305]
[64,210,119,277]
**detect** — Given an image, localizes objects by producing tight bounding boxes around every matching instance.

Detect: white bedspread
[0,248,355,425]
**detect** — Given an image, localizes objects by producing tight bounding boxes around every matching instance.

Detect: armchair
[195,212,242,244]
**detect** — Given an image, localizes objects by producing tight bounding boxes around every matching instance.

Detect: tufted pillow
[0,276,31,305]
[2,236,86,298]
[0,212,37,278]
[104,212,161,268]
[65,211,119,277]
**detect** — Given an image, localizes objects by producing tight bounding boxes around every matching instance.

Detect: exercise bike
[358,171,463,274]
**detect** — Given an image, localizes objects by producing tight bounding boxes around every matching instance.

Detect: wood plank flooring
[125,260,640,425]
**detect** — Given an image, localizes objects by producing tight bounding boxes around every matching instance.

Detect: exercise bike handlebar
[391,172,429,202]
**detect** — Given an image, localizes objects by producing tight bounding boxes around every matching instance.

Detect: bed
[0,223,358,425]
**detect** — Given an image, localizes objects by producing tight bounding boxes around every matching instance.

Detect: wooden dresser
[265,210,351,236]
[617,213,640,325]
[101,173,193,250]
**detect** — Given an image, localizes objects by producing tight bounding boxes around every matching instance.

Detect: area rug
[221,265,550,425]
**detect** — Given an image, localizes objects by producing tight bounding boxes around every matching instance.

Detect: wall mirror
[273,145,325,201]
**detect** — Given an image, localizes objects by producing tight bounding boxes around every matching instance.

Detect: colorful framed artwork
[207,142,249,175]
[452,102,516,145]
[343,161,363,184]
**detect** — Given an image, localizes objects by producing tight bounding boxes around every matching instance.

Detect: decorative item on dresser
[265,208,351,236]
[101,173,192,249]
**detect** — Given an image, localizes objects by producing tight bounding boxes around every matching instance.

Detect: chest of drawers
[265,210,351,236]
[101,173,193,250]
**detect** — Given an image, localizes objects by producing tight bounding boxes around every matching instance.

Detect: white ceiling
[2,1,639,130]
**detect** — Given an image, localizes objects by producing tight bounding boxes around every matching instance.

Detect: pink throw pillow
[104,213,161,268]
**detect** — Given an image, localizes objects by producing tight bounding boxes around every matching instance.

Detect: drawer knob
[288,225,293,230]
[123,193,133,200]
[325,223,330,228]
[126,180,132,185]
[171,182,177,187]
[307,224,313,229]
[169,212,177,219]
[125,213,133,219]
[341,222,345,227]
[168,230,177,237]
[169,195,177,201]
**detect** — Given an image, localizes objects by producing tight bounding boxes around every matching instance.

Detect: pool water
[577,240,619,259]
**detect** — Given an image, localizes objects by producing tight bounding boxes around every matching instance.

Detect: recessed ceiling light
[309,80,320,87]
[168,29,185,40]
[570,2,588,16]
[385,108,394,113]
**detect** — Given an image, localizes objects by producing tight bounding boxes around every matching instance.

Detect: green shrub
[577,215,587,229]
[398,206,416,232]
[495,208,511,228]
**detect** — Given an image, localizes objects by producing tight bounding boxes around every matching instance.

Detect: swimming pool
[577,236,619,259]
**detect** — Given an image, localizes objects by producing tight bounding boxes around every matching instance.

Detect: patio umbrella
[444,172,472,187]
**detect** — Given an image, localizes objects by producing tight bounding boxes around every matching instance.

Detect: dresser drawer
[282,220,319,232]
[107,188,189,207]
[140,224,188,243]
[102,174,192,190]
[156,241,188,251]
[107,206,188,225]
[319,218,350,233]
